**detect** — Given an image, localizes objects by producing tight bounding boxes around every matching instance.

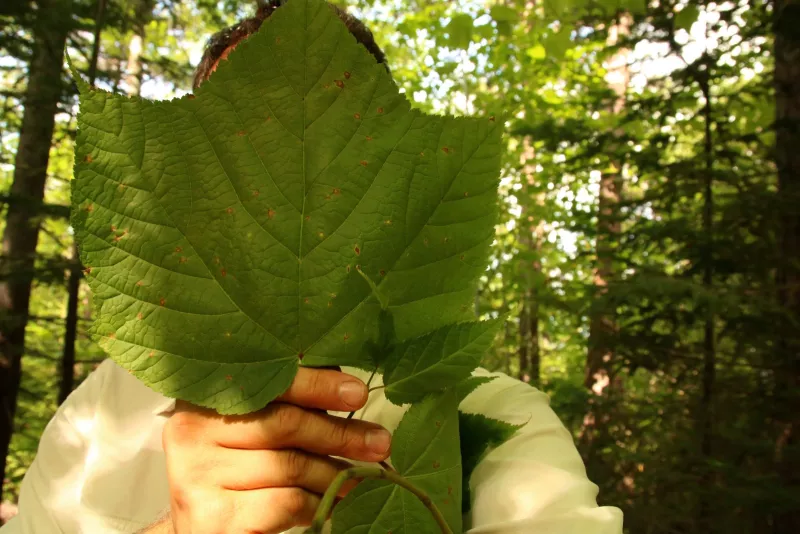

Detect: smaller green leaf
[332,391,462,534]
[459,412,524,515]
[383,319,503,405]
[448,13,474,49]
[675,5,700,31]
[490,4,520,23]
[455,375,496,402]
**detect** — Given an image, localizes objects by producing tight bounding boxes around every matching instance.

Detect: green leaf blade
[383,319,503,405]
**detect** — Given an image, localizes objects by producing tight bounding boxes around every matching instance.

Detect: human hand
[158,367,391,534]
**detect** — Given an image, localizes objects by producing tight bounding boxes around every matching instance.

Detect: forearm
[137,512,173,534]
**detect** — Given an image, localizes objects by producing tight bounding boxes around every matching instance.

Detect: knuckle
[164,412,197,447]
[330,419,359,451]
[278,487,309,518]
[275,404,304,439]
[283,450,309,485]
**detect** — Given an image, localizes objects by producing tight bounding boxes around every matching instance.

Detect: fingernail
[366,428,391,455]
[339,381,367,409]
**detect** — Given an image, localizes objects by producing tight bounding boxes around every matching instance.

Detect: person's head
[193,0,387,90]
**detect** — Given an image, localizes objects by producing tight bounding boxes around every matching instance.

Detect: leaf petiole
[303,466,453,534]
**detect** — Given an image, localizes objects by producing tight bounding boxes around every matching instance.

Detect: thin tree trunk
[124,0,154,95]
[773,0,800,531]
[0,0,71,499]
[60,0,108,405]
[518,137,542,385]
[698,53,716,530]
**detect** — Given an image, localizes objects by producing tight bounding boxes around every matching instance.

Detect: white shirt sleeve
[461,369,623,533]
[0,360,132,534]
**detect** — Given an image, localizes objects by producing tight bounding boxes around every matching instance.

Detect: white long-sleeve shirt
[1,359,622,533]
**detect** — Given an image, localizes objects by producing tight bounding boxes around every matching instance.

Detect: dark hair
[193,0,387,90]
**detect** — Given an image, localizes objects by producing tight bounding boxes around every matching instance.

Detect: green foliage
[332,391,462,533]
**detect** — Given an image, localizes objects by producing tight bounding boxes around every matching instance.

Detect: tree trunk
[584,14,630,396]
[60,0,108,405]
[773,1,800,531]
[0,0,71,499]
[124,0,155,95]
[518,137,542,386]
[697,55,716,532]
[581,15,630,462]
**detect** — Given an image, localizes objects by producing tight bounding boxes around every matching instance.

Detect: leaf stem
[346,368,377,420]
[302,466,453,534]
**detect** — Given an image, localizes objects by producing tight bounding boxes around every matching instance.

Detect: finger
[215,448,359,496]
[213,404,392,462]
[276,367,368,412]
[230,487,322,533]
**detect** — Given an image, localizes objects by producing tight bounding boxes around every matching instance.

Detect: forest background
[1,0,798,532]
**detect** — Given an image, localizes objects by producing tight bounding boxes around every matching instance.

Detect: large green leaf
[331,391,462,534]
[70,0,502,414]
[383,319,502,405]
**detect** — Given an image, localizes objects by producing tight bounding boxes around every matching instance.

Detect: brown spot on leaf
[333,188,341,195]
[442,146,450,153]
[137,312,143,320]
[423,238,429,246]
[377,107,383,113]
[136,280,143,287]
[220,268,227,277]
[252,190,260,197]
[159,297,166,306]
[344,333,350,341]
[366,135,372,141]
[86,204,94,212]
[460,255,465,260]
[489,115,495,121]
[237,130,246,137]
[380,270,386,277]
[148,351,155,358]
[298,352,304,360]
[435,420,442,427]
[304,297,309,304]
[328,301,332,307]
[267,208,276,219]
[384,220,392,225]
[225,375,232,381]
[108,332,116,340]
[187,94,196,100]
[226,207,234,215]
[464,191,469,197]
[354,245,360,255]
[360,160,368,166]
[448,485,453,495]
[179,256,187,264]
[111,225,117,232]
[444,498,450,505]
[318,231,324,238]
[84,154,93,163]
[344,71,351,79]
[324,83,330,89]
[335,79,344,88]
[214,256,221,264]
[346,265,351,273]
[433,461,440,469]
[239,385,244,391]
[175,246,182,253]
[354,112,361,119]
[304,215,310,221]
[355,264,361,271]
[276,37,281,44]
